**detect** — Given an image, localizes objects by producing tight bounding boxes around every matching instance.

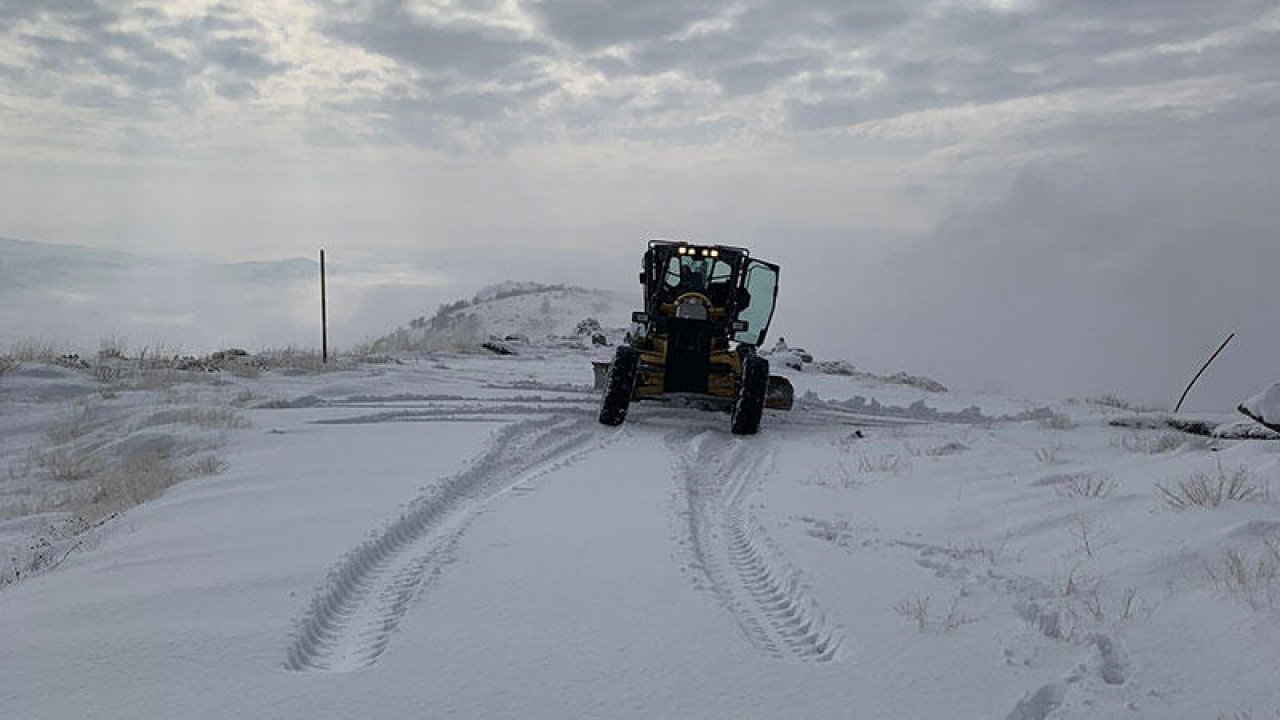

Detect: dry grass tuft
[45,401,99,444]
[80,452,227,519]
[1056,473,1113,499]
[894,595,973,633]
[1089,394,1153,412]
[5,339,62,363]
[97,335,127,361]
[255,347,335,373]
[138,407,249,430]
[1039,413,1075,430]
[1033,446,1064,464]
[858,453,909,474]
[1207,537,1280,610]
[894,596,930,630]
[1158,462,1269,510]
[34,445,104,482]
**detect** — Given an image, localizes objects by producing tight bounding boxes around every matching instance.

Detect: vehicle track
[672,431,844,663]
[285,416,606,673]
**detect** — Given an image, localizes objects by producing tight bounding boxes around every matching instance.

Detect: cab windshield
[661,255,734,304]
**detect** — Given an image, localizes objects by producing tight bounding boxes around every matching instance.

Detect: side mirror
[632,312,649,325]
[639,272,646,285]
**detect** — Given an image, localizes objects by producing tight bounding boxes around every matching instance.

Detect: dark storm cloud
[2,0,1274,154]
[0,0,102,32]
[711,57,819,96]
[0,0,291,116]
[324,0,548,77]
[528,0,723,51]
[327,79,558,149]
[203,36,289,79]
[776,0,1280,131]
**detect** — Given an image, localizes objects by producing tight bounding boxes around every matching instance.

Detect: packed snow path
[4,356,1280,719]
[286,415,608,672]
[671,431,843,662]
[283,386,860,673]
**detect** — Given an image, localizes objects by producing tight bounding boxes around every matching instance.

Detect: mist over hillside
[2,231,1267,413]
[0,237,466,354]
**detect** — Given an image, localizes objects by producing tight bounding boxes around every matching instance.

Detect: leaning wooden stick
[1174,332,1235,413]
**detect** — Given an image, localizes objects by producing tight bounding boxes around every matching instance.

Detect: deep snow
[2,336,1279,718]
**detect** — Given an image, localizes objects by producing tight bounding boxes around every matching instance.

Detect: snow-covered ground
[3,299,1279,719]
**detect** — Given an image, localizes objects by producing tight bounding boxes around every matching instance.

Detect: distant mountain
[0,236,139,290]
[0,236,317,292]
[0,236,327,352]
[213,258,317,284]
[370,282,632,352]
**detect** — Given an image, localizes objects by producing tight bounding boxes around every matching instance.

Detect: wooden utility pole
[320,249,328,364]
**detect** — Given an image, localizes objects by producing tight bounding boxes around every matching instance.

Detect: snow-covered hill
[2,312,1279,718]
[368,281,632,352]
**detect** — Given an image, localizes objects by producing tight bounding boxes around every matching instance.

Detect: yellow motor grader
[597,240,793,434]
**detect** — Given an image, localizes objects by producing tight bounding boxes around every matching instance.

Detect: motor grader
[597,240,793,434]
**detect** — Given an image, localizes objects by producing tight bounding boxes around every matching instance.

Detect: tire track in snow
[672,431,844,663]
[285,416,607,673]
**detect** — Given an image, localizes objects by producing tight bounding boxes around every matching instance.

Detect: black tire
[731,355,769,435]
[599,346,640,426]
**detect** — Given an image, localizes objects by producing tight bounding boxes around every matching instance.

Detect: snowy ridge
[286,415,608,672]
[369,282,631,353]
[672,431,843,662]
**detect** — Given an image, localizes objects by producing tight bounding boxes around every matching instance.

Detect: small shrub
[187,454,226,477]
[1158,462,1268,510]
[225,361,261,379]
[88,452,180,510]
[894,596,930,631]
[97,336,127,361]
[6,339,61,363]
[138,407,249,430]
[45,402,98,444]
[1207,537,1280,610]
[858,453,909,474]
[1056,473,1113,499]
[1034,446,1062,464]
[35,446,103,482]
[1089,394,1152,412]
[1040,413,1075,430]
[1069,515,1109,558]
[231,388,257,407]
[894,595,973,633]
[925,441,968,457]
[256,347,332,373]
[0,355,18,376]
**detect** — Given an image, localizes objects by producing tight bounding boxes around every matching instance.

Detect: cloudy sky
[2,0,1278,408]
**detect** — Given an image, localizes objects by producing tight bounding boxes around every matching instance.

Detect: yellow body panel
[633,336,742,400]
